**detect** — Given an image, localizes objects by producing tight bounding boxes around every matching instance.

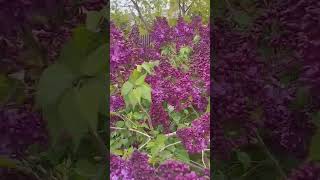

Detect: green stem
[202,150,207,168]
[160,141,181,152]
[110,111,138,128]
[111,127,152,138]
[139,103,154,130]
[255,130,287,179]
[190,105,200,118]
[88,126,108,164]
[138,137,151,150]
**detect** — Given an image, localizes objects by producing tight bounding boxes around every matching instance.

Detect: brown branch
[130,0,150,31]
[178,0,182,16]
[185,0,195,14]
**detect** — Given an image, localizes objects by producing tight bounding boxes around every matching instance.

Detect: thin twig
[190,105,200,118]
[139,103,154,130]
[110,111,138,127]
[255,130,287,179]
[160,141,181,152]
[202,150,207,168]
[111,127,152,138]
[139,137,151,150]
[165,131,177,137]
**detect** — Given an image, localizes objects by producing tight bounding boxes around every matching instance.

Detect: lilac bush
[110,17,210,179]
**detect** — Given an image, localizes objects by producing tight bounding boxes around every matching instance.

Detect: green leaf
[309,130,320,161]
[127,92,138,109]
[232,11,252,28]
[80,43,108,76]
[135,73,147,86]
[236,151,251,170]
[292,87,310,109]
[75,159,98,177]
[133,112,144,120]
[0,74,11,102]
[213,170,226,180]
[312,111,320,127]
[58,26,106,74]
[116,121,125,128]
[179,46,192,55]
[141,63,152,74]
[129,69,142,83]
[138,83,152,102]
[75,78,102,131]
[42,103,63,145]
[132,88,142,104]
[171,112,181,123]
[174,148,190,164]
[58,88,88,151]
[86,11,103,32]
[36,63,76,107]
[121,81,134,97]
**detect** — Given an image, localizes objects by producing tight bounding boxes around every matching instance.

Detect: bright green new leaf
[141,63,152,74]
[121,81,134,97]
[129,69,142,83]
[132,87,142,104]
[135,73,147,86]
[139,83,152,102]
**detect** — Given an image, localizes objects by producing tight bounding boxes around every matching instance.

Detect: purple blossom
[177,113,210,153]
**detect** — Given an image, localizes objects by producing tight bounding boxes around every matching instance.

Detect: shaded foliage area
[0,0,109,179]
[212,0,320,179]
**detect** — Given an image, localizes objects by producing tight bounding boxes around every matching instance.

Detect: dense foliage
[212,0,320,179]
[110,16,210,179]
[0,0,108,179]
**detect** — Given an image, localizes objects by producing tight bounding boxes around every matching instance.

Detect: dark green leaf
[309,130,320,161]
[36,63,76,107]
[86,11,103,32]
[58,88,88,151]
[75,78,102,131]
[59,26,105,74]
[80,43,108,76]
[174,148,190,164]
[236,151,251,170]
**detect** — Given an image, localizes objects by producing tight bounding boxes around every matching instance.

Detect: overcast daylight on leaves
[110,0,210,179]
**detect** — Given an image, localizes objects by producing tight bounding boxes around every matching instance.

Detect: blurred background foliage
[111,0,210,35]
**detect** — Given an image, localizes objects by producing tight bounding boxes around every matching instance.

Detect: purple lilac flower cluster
[0,103,47,157]
[110,22,144,83]
[287,162,320,180]
[212,20,265,159]
[110,151,208,180]
[110,17,209,129]
[177,113,210,153]
[110,17,210,178]
[213,0,320,178]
